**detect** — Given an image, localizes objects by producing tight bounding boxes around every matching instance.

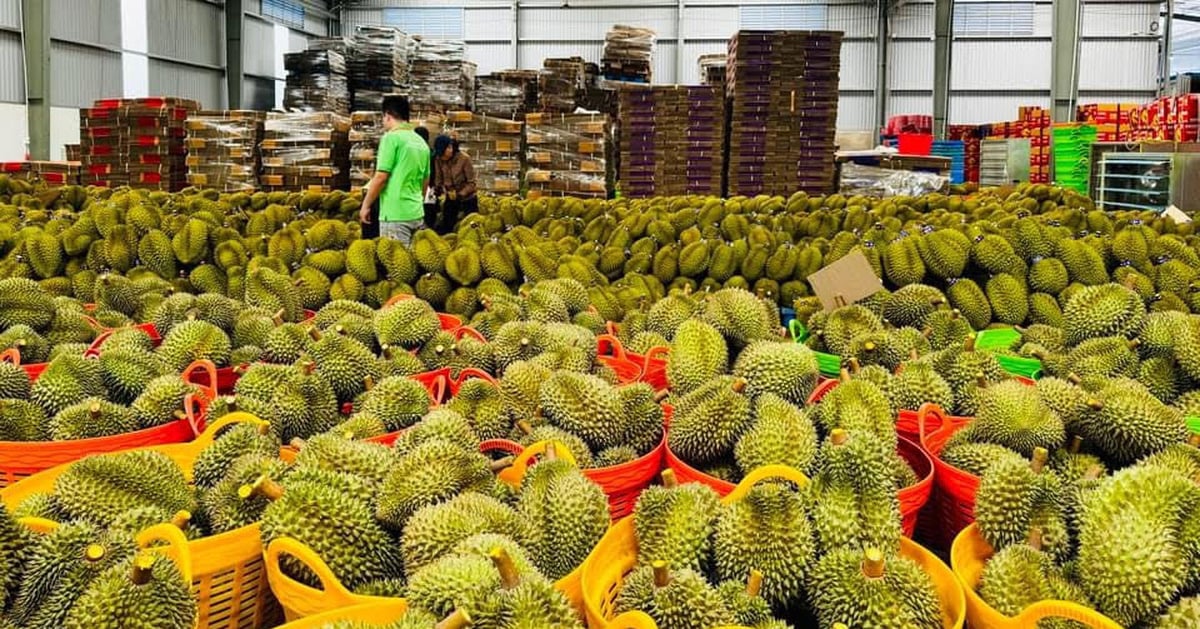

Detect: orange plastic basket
[1,412,285,629]
[446,367,496,396]
[917,403,978,551]
[0,348,47,380]
[267,438,588,621]
[597,335,644,384]
[950,524,1121,629]
[579,464,966,628]
[84,322,163,356]
[633,346,669,391]
[0,359,217,488]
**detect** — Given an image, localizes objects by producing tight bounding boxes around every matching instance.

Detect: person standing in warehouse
[432,134,477,235]
[359,95,430,246]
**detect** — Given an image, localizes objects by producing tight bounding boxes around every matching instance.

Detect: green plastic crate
[974,328,1021,351]
[816,352,842,378]
[996,354,1043,380]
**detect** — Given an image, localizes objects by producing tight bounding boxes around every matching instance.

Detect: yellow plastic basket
[950,524,1122,629]
[579,464,967,629]
[0,413,283,629]
[275,600,410,628]
[265,439,588,622]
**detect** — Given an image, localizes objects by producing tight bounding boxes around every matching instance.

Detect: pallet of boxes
[184,111,264,192]
[540,58,586,113]
[349,111,383,190]
[259,112,351,192]
[78,97,199,190]
[409,39,476,118]
[445,111,523,196]
[475,70,540,119]
[726,31,841,196]
[0,161,80,187]
[524,112,608,199]
[284,46,350,115]
[602,25,654,83]
[348,26,411,112]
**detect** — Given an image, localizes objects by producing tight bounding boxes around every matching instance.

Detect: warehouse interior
[5,2,1200,629]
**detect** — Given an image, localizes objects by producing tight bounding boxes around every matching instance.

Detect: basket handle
[605,611,659,629]
[136,522,194,585]
[190,411,270,450]
[605,320,620,337]
[642,345,669,368]
[453,326,487,343]
[596,334,627,360]
[916,403,951,447]
[81,315,106,333]
[17,516,59,534]
[265,537,356,601]
[181,360,219,403]
[497,439,579,488]
[479,439,525,457]
[453,368,496,389]
[0,348,19,365]
[1013,601,1124,629]
[805,377,840,406]
[788,318,807,342]
[83,329,114,358]
[725,464,809,502]
[182,393,206,439]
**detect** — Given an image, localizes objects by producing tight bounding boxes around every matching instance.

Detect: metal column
[932,0,952,139]
[1050,0,1082,123]
[512,0,520,69]
[676,0,685,83]
[875,0,889,134]
[22,0,49,160]
[226,0,244,109]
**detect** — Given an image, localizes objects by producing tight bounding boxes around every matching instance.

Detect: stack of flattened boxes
[540,58,586,113]
[259,112,351,192]
[475,70,540,119]
[283,49,350,115]
[78,97,199,190]
[617,85,726,198]
[524,112,608,198]
[726,30,841,196]
[349,111,383,190]
[445,111,524,195]
[348,26,410,113]
[184,110,264,192]
[616,85,656,198]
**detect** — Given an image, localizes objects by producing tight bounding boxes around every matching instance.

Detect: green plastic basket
[974,328,1021,352]
[996,354,1043,380]
[1188,416,1200,436]
[789,320,809,343]
[816,352,842,378]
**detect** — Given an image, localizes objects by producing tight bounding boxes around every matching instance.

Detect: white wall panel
[1083,2,1159,37]
[149,59,222,108]
[465,7,511,41]
[0,0,18,31]
[889,40,932,91]
[828,2,875,38]
[889,93,933,118]
[949,93,1050,125]
[51,41,122,108]
[952,40,1051,90]
[470,42,512,76]
[520,41,606,69]
[0,31,23,103]
[0,103,26,160]
[245,16,278,77]
[519,6,678,41]
[147,0,223,66]
[891,2,933,38]
[1078,38,1158,91]
[682,6,739,40]
[838,93,876,132]
[653,41,678,84]
[50,0,122,48]
[50,106,80,161]
[680,40,728,85]
[840,40,875,91]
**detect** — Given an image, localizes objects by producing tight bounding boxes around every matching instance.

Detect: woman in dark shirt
[432,134,477,235]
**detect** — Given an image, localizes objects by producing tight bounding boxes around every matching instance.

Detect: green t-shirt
[376,125,431,222]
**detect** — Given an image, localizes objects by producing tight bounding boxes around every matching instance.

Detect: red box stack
[946,125,982,184]
[78,97,199,190]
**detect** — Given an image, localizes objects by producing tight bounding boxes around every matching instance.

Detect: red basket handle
[605,320,620,336]
[453,326,487,342]
[452,368,497,390]
[596,334,627,360]
[383,293,415,308]
[81,315,106,333]
[409,367,451,406]
[916,403,954,450]
[181,359,219,403]
[642,344,669,366]
[479,439,524,456]
[83,329,115,358]
[183,393,206,438]
[806,377,840,405]
[0,348,20,365]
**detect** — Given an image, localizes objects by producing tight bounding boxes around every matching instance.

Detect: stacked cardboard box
[349,112,383,190]
[602,25,654,83]
[64,144,81,162]
[946,125,982,183]
[78,97,199,190]
[284,49,350,114]
[726,30,842,196]
[259,112,350,192]
[185,110,264,192]
[616,84,725,198]
[0,161,80,186]
[445,111,523,195]
[1051,123,1097,194]
[1076,103,1137,141]
[540,58,586,113]
[698,54,727,89]
[524,112,608,198]
[410,39,476,116]
[1019,106,1050,184]
[1109,95,1200,142]
[476,71,540,119]
[349,26,411,113]
[886,115,933,135]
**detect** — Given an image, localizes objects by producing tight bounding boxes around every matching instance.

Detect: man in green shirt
[359,95,431,246]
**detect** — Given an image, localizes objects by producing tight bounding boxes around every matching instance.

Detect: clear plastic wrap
[284,50,350,114]
[475,71,539,119]
[349,111,384,188]
[261,112,351,191]
[409,39,475,114]
[445,112,523,195]
[349,26,411,112]
[698,54,727,87]
[525,112,608,198]
[185,111,264,192]
[602,25,655,82]
[838,162,949,197]
[540,58,586,113]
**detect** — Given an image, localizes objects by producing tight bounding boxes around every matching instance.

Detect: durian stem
[847,357,861,374]
[84,544,106,562]
[490,547,521,590]
[1030,448,1049,473]
[908,348,919,361]
[861,548,885,579]
[490,456,515,473]
[651,561,670,587]
[830,428,849,446]
[272,309,285,326]
[252,475,284,501]
[746,569,764,598]
[1068,435,1082,454]
[1086,399,1104,411]
[256,422,270,436]
[516,420,533,436]
[974,374,988,389]
[544,443,558,461]
[307,327,322,342]
[838,367,852,384]
[1067,373,1083,386]
[289,437,306,450]
[1027,527,1044,551]
[363,375,375,391]
[88,401,102,420]
[1189,434,1200,448]
[731,378,748,394]
[660,469,678,488]
[1083,465,1103,481]
[170,510,191,531]
[964,335,977,352]
[130,553,156,585]
[652,389,670,403]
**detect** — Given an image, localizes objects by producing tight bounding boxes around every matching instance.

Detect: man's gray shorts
[379,219,425,246]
